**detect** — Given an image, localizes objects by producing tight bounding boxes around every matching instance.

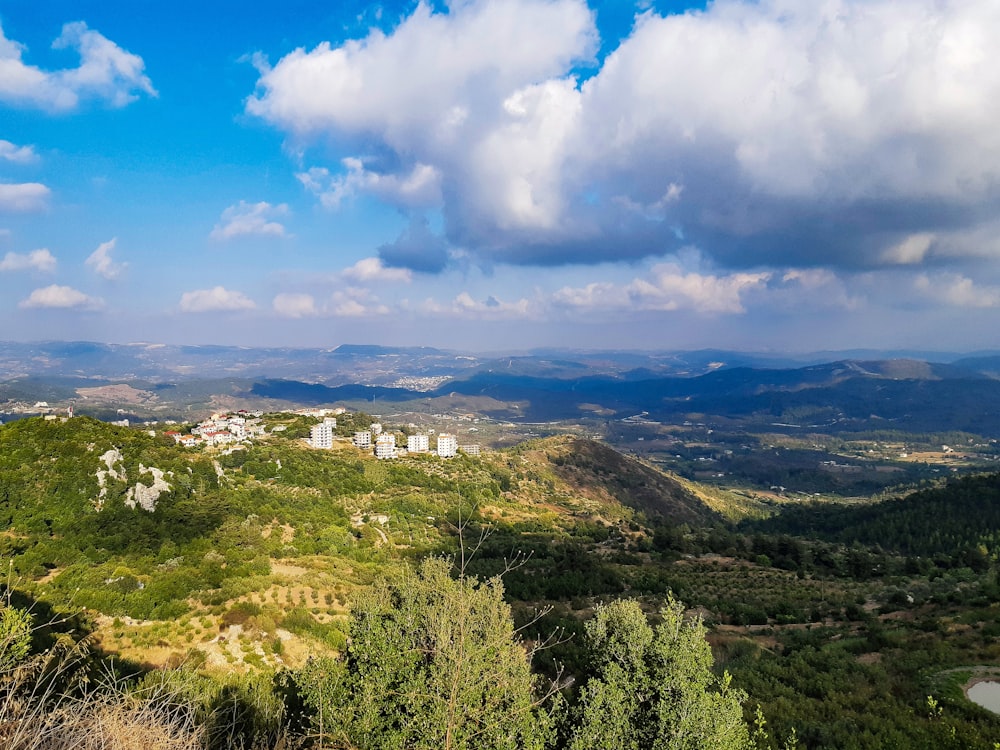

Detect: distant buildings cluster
[161,404,480,461]
[165,410,265,448]
[316,418,479,461]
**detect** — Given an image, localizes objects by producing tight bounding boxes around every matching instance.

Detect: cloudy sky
[2,0,999,353]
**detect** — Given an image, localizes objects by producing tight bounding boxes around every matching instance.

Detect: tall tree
[568,597,752,750]
[297,557,556,750]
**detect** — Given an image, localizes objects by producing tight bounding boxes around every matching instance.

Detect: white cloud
[247,0,595,139]
[760,268,865,312]
[0,182,50,212]
[0,140,37,164]
[297,160,442,210]
[915,273,1000,308]
[554,265,771,314]
[0,21,156,111]
[272,292,319,318]
[328,287,390,317]
[0,248,56,273]
[421,292,533,319]
[85,238,126,279]
[210,201,289,241]
[19,284,102,310]
[881,234,937,265]
[249,0,1000,272]
[179,286,256,313]
[340,257,413,283]
[248,0,596,249]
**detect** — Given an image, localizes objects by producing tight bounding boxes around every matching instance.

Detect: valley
[4,344,1000,747]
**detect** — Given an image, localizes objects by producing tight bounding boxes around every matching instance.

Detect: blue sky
[2,0,1000,353]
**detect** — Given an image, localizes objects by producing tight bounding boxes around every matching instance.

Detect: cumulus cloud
[85,238,126,279]
[340,257,413,283]
[0,248,56,273]
[0,183,50,212]
[272,292,319,318]
[554,264,771,314]
[19,284,102,310]
[179,286,256,312]
[0,140,37,164]
[769,268,864,311]
[0,21,156,111]
[881,234,937,265]
[247,0,596,138]
[210,201,289,240]
[248,0,1000,274]
[297,160,442,210]
[376,215,450,273]
[421,292,534,319]
[328,287,390,317]
[915,273,1000,308]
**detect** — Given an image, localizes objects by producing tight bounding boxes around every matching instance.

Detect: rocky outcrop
[94,448,126,510]
[124,464,171,512]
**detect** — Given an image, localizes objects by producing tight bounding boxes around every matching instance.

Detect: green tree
[297,557,556,750]
[569,597,752,750]
[0,604,32,670]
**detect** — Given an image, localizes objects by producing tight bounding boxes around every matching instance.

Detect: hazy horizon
[3,336,999,363]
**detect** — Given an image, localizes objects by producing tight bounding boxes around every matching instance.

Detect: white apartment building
[459,444,481,456]
[311,423,334,449]
[354,430,372,449]
[375,433,397,460]
[323,416,337,428]
[407,433,430,453]
[370,422,383,436]
[437,433,458,458]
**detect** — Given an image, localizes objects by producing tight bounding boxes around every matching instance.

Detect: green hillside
[0,417,721,667]
[5,415,1000,748]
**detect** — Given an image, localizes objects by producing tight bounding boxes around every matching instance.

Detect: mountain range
[5,341,1000,436]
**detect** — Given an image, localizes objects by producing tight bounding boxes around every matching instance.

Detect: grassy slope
[0,418,726,672]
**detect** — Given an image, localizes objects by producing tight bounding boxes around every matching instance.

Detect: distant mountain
[427,359,1000,434]
[3,340,994,385]
[6,342,1000,436]
[225,357,1000,436]
[330,344,450,357]
[951,354,1000,378]
[247,379,421,404]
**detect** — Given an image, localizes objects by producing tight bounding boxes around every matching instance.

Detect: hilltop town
[159,407,481,460]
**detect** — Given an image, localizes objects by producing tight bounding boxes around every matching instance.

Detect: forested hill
[539,437,719,525]
[0,416,728,625]
[755,473,1000,564]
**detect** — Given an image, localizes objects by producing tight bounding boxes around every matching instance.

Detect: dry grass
[0,638,203,750]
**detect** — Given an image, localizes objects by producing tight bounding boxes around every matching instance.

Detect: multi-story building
[375,433,397,460]
[459,444,481,456]
[323,416,337,428]
[407,433,430,453]
[437,433,458,458]
[201,430,235,446]
[311,422,334,449]
[354,430,372,449]
[370,422,383,436]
